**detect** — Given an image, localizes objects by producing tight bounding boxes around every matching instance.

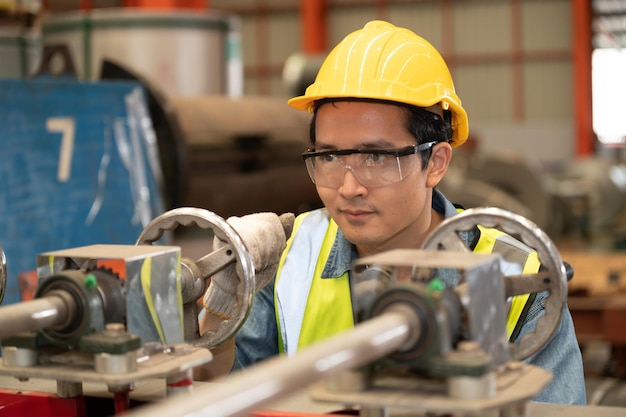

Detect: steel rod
[126,308,417,417]
[0,295,68,340]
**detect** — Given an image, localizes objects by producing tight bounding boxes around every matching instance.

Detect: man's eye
[320,154,338,163]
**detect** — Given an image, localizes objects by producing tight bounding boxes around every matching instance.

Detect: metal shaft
[0,295,69,340]
[125,307,419,417]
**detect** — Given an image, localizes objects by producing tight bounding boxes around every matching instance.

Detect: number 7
[46,117,75,182]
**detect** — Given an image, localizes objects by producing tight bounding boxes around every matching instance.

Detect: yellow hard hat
[288,20,469,147]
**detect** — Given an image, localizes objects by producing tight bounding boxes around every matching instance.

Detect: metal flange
[136,207,255,349]
[422,207,567,361]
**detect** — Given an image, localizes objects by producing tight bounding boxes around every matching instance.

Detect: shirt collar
[321,227,354,278]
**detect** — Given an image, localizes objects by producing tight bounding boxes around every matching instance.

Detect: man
[200,20,586,405]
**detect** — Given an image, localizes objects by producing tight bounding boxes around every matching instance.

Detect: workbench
[563,250,626,341]
[562,249,626,379]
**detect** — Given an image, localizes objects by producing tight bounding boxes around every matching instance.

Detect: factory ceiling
[593,0,626,48]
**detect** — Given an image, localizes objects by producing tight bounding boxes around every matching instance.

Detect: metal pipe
[572,0,594,156]
[511,0,524,122]
[125,308,417,417]
[301,0,327,54]
[0,295,69,340]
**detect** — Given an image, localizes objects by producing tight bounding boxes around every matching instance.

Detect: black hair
[309,98,454,170]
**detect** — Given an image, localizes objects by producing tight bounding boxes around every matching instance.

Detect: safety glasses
[302,141,437,188]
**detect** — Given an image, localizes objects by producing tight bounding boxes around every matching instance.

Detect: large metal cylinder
[41,8,242,97]
[168,95,321,217]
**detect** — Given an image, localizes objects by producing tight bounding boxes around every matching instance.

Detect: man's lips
[340,208,375,219]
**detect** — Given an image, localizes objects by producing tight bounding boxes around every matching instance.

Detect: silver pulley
[422,207,567,361]
[136,207,255,349]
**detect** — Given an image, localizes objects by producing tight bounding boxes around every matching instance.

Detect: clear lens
[302,142,436,188]
[305,152,416,188]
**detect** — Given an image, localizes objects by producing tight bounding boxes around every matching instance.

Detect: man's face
[313,101,448,256]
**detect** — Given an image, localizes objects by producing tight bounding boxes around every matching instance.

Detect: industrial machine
[0,206,581,417]
[0,207,256,415]
[116,207,569,417]
[309,207,566,416]
[438,146,626,250]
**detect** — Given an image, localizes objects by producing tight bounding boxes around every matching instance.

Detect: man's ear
[425,142,452,188]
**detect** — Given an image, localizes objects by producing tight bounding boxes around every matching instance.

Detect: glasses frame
[301,141,438,162]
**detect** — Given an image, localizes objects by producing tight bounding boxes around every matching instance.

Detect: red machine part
[0,388,336,417]
[0,388,86,417]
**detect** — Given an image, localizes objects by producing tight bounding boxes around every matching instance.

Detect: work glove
[202,212,295,319]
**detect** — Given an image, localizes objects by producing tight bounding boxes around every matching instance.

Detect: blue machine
[0,77,165,305]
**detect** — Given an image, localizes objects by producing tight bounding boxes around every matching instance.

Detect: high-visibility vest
[274,209,540,355]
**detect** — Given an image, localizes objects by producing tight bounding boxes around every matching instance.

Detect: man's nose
[338,166,367,195]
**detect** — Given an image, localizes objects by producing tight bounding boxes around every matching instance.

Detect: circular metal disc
[136,207,255,348]
[422,207,567,361]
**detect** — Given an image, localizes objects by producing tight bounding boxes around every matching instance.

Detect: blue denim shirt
[233,189,586,405]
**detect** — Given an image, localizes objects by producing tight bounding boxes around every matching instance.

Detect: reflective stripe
[474,225,540,339]
[275,210,330,355]
[299,213,353,348]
